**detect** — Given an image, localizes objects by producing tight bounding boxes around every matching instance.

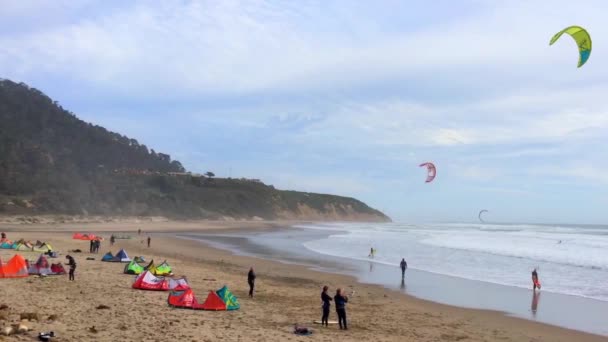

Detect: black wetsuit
[67,257,76,281]
[334,294,348,330]
[248,270,256,297]
[321,291,332,326]
[400,260,407,278]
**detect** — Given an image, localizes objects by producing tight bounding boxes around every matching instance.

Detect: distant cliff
[0,79,389,222]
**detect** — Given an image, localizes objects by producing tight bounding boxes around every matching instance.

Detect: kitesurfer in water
[532,268,541,290]
[369,247,375,258]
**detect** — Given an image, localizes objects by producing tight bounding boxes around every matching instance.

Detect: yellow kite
[550,26,592,68]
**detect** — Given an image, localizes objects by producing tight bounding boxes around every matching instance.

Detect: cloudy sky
[2,0,608,224]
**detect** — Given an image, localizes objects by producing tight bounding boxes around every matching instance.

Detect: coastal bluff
[0,79,389,222]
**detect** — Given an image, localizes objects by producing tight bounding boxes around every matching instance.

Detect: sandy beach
[1,221,606,342]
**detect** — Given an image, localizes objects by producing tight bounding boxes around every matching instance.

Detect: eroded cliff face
[276,203,391,222]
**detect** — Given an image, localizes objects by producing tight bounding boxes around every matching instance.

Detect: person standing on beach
[321,286,332,326]
[532,268,541,290]
[247,267,256,298]
[334,288,349,330]
[89,239,94,253]
[400,258,408,278]
[66,255,76,281]
[147,236,151,248]
[110,235,115,246]
[138,228,141,235]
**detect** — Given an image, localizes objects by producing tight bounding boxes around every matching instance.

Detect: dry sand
[0,221,606,341]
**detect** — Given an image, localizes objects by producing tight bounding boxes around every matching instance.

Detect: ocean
[300,222,608,302]
[179,221,608,335]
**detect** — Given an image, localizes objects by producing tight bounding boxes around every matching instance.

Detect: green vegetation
[0,79,389,221]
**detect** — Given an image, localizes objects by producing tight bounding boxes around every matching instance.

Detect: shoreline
[178,227,608,337]
[0,221,606,341]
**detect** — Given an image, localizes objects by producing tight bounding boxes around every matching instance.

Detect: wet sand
[182,228,608,336]
[0,221,606,341]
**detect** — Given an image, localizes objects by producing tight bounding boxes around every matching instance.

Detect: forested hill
[0,79,389,222]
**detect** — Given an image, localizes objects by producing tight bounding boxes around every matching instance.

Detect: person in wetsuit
[321,285,332,326]
[66,255,76,281]
[334,288,349,330]
[400,258,408,278]
[247,267,256,298]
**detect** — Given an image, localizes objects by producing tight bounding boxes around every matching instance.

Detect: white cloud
[3,0,608,96]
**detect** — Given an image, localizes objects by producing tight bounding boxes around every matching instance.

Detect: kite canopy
[419,162,436,183]
[550,26,591,68]
[478,210,489,222]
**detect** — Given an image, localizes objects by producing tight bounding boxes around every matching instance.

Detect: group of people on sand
[320,286,351,330]
[89,239,101,253]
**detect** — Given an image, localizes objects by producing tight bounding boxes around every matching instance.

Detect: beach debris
[20,312,39,321]
[47,314,59,322]
[88,326,98,333]
[0,304,8,310]
[16,323,28,333]
[38,331,56,341]
[294,323,313,336]
[118,323,128,331]
[2,326,13,336]
[96,304,110,310]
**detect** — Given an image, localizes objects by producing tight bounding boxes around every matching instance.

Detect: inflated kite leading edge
[549,26,591,68]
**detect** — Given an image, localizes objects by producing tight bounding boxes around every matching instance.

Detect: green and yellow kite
[550,26,592,68]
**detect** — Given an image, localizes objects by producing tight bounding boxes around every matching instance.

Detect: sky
[2,0,608,224]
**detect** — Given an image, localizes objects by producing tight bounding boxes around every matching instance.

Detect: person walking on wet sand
[110,234,115,246]
[334,288,349,330]
[247,267,256,298]
[321,286,332,326]
[532,268,541,290]
[400,258,408,278]
[66,255,76,281]
[147,236,151,248]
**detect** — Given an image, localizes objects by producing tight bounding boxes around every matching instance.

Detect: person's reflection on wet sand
[531,290,541,317]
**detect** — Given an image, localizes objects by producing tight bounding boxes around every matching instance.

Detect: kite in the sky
[419,162,436,183]
[478,209,488,222]
[549,26,592,68]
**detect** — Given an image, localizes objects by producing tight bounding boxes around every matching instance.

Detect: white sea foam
[299,222,608,301]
